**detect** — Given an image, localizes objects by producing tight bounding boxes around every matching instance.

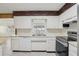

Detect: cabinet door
[12,37,31,51]
[20,38,31,51]
[47,18,58,28]
[14,16,32,28]
[12,37,21,50]
[47,38,56,51]
[47,16,62,28]
[69,44,77,56]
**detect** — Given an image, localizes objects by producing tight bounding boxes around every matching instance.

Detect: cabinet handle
[31,41,46,42]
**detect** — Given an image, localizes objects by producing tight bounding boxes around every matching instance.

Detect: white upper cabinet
[47,16,62,28]
[14,16,62,29]
[60,4,77,23]
[14,16,32,29]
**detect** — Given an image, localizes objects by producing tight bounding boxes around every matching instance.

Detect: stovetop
[56,36,68,43]
[67,31,77,41]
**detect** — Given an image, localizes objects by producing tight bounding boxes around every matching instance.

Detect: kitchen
[0,3,77,56]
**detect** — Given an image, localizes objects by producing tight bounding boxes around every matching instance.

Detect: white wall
[0,18,14,26]
[0,18,14,36]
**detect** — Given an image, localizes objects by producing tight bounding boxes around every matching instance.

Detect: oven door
[56,40,68,56]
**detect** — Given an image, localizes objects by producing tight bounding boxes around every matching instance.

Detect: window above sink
[32,19,47,36]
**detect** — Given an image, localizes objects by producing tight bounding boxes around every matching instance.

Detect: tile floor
[11,52,56,56]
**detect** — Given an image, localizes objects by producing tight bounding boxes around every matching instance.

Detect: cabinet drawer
[31,42,46,50]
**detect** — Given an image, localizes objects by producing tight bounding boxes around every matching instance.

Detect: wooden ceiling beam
[58,3,76,15]
[0,3,76,18]
[0,13,13,18]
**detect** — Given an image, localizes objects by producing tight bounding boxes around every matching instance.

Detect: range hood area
[63,16,77,28]
[62,16,77,24]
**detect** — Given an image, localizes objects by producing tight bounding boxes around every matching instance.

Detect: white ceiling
[0,3,65,13]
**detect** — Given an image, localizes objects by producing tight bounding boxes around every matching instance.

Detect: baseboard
[13,50,31,52]
[31,50,46,52]
[46,51,56,53]
[13,50,56,53]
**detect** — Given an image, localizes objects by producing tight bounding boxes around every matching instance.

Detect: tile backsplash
[15,29,32,36]
[47,29,67,36]
[15,28,67,36]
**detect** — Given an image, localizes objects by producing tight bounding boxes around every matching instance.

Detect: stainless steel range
[56,36,68,56]
[56,31,77,56]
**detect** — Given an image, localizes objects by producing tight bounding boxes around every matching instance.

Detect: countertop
[68,41,77,47]
[0,35,67,44]
[0,35,67,38]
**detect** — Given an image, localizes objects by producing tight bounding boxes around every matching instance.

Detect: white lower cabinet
[12,37,56,52]
[12,37,31,51]
[69,44,77,56]
[12,37,21,50]
[31,37,56,51]
[21,37,31,51]
[47,38,56,51]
